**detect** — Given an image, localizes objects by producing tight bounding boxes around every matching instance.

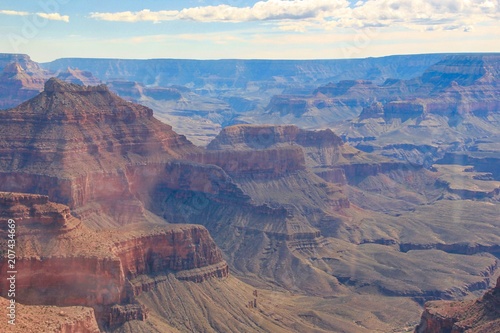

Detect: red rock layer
[207,124,343,150]
[191,146,306,177]
[0,192,228,328]
[0,78,200,208]
[415,277,500,333]
[0,54,48,109]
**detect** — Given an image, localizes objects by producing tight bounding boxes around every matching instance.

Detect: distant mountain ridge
[41,53,452,87]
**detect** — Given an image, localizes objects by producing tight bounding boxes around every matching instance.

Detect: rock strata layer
[415,277,500,333]
[0,192,228,328]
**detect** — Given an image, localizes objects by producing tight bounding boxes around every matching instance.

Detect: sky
[0,0,499,62]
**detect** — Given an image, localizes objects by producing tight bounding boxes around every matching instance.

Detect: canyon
[415,276,500,333]
[0,54,499,332]
[0,192,227,329]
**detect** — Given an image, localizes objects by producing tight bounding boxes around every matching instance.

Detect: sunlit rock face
[415,276,500,333]
[0,192,228,328]
[0,54,48,109]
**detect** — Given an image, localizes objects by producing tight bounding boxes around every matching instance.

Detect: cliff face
[415,277,500,333]
[56,67,101,86]
[0,54,48,109]
[206,124,394,184]
[0,78,200,209]
[207,124,342,150]
[0,297,100,333]
[0,62,46,109]
[356,55,500,122]
[42,54,447,88]
[191,147,306,178]
[0,192,228,329]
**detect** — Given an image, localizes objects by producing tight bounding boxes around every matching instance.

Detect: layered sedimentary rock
[415,277,500,333]
[353,55,500,123]
[191,146,306,178]
[350,55,500,122]
[0,297,101,333]
[207,124,340,149]
[0,61,47,109]
[0,78,199,209]
[0,79,235,330]
[56,67,101,86]
[42,54,447,88]
[0,192,228,328]
[0,54,48,109]
[206,124,394,183]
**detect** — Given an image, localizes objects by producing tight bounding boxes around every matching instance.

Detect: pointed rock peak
[44,77,108,94]
[2,62,24,74]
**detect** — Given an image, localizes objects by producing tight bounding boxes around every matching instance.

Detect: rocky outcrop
[0,61,46,109]
[437,152,500,180]
[420,55,500,88]
[0,54,48,109]
[0,192,228,329]
[415,277,500,333]
[143,87,182,101]
[56,67,101,86]
[266,95,309,117]
[340,161,418,183]
[315,168,347,185]
[107,80,143,100]
[112,225,227,280]
[108,304,149,329]
[207,124,341,150]
[383,100,426,120]
[206,124,355,169]
[0,297,100,333]
[0,54,44,73]
[191,147,306,178]
[355,55,500,122]
[0,78,200,208]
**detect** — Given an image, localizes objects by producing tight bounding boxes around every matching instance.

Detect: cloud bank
[89,0,499,32]
[0,9,69,22]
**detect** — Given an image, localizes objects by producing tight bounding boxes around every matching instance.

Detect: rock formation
[41,54,447,89]
[0,54,49,109]
[0,78,199,209]
[0,61,46,109]
[415,276,500,333]
[0,79,235,330]
[0,192,228,328]
[0,297,100,333]
[56,67,101,86]
[1,55,499,333]
[205,124,394,183]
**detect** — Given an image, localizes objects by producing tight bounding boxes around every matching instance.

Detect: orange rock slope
[415,276,500,333]
[0,78,199,207]
[0,54,47,109]
[0,192,228,329]
[0,79,230,330]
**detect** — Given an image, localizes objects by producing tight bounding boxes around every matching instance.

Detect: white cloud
[90,9,177,23]
[0,10,30,16]
[344,0,500,31]
[89,0,499,32]
[37,12,69,23]
[90,0,349,23]
[0,9,69,22]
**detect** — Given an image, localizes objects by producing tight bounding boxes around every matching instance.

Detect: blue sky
[0,0,499,62]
